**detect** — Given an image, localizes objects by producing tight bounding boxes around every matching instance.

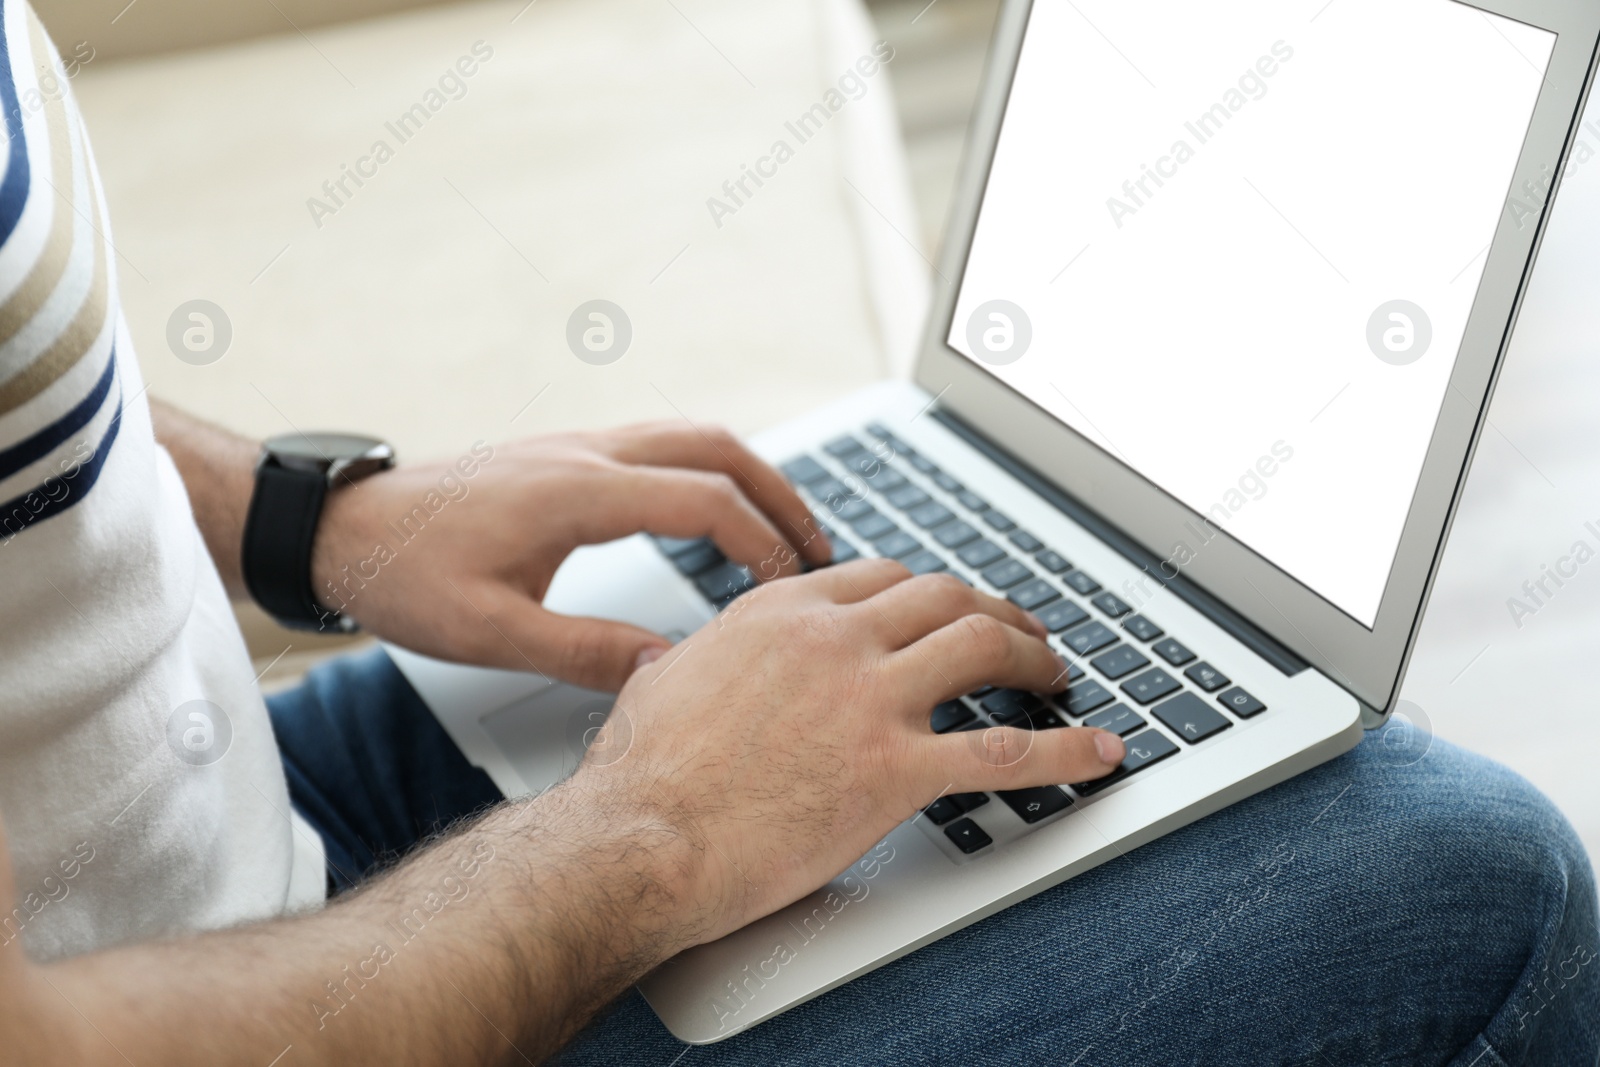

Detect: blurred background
[32,0,1600,866]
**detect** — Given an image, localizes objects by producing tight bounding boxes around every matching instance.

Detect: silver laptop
[389,0,1600,1043]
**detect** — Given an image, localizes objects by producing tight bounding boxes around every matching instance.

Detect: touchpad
[479,684,622,797]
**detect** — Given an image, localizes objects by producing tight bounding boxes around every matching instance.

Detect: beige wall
[32,0,465,60]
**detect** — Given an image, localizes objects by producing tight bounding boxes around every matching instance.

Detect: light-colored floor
[864,0,1600,865]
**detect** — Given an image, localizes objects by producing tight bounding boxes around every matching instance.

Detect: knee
[1338,733,1591,914]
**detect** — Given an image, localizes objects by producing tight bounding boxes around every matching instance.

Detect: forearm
[150,399,258,597]
[12,784,701,1066]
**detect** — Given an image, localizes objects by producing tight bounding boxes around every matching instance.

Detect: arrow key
[1152,692,1232,745]
[997,785,1073,824]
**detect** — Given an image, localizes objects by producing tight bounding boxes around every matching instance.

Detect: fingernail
[635,646,668,671]
[1094,731,1125,765]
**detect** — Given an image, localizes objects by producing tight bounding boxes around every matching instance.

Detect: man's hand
[312,422,830,689]
[153,402,832,691]
[7,560,1123,1065]
[577,558,1127,947]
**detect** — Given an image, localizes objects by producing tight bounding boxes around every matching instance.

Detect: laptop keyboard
[652,423,1271,860]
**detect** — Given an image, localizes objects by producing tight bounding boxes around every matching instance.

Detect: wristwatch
[242,431,396,632]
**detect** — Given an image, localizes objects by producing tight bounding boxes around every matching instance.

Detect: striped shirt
[0,0,323,959]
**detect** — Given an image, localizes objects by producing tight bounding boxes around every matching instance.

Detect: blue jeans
[268,649,1600,1065]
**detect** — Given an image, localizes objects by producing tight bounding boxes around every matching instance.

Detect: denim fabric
[266,648,502,893]
[268,649,1599,1064]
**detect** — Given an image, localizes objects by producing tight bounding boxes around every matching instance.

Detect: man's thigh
[552,735,1599,1067]
[266,648,503,892]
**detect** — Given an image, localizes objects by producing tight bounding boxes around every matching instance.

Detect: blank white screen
[949,0,1555,626]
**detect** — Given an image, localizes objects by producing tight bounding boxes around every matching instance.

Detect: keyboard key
[862,467,908,493]
[671,541,724,577]
[933,521,982,550]
[1064,571,1102,595]
[1123,616,1164,642]
[998,786,1072,824]
[1153,692,1233,744]
[989,706,1033,729]
[1073,730,1179,796]
[885,484,932,511]
[809,477,853,504]
[953,792,990,812]
[1184,662,1231,693]
[874,531,922,560]
[844,450,883,476]
[1034,549,1072,574]
[910,455,939,475]
[1007,578,1061,612]
[1121,667,1182,705]
[981,689,1041,720]
[957,539,1007,570]
[1009,530,1044,553]
[1028,706,1069,730]
[1059,679,1115,717]
[780,456,829,485]
[831,497,875,524]
[1091,645,1151,680]
[1035,599,1089,633]
[983,510,1017,532]
[824,435,865,458]
[851,513,898,541]
[923,792,987,825]
[695,562,756,602]
[1083,703,1146,737]
[932,472,963,493]
[1153,638,1195,666]
[1091,592,1132,618]
[902,550,948,576]
[908,502,956,530]
[864,422,909,453]
[924,796,964,825]
[944,818,993,854]
[1218,687,1267,718]
[1061,621,1118,656]
[956,490,989,512]
[656,536,705,558]
[968,685,995,700]
[1063,660,1086,684]
[931,700,976,734]
[981,558,1033,590]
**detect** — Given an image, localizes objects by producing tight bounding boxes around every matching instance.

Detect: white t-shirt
[0,1,324,960]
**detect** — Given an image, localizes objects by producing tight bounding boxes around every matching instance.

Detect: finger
[489,595,672,692]
[921,723,1126,797]
[600,422,832,567]
[856,573,1050,647]
[616,466,807,580]
[798,556,913,604]
[886,613,1070,712]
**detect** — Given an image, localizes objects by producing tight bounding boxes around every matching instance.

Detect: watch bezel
[259,432,396,485]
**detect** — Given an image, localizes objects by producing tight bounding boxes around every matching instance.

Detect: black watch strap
[242,461,339,631]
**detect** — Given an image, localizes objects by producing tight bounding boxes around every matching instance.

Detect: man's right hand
[7,561,1125,1067]
[575,558,1127,951]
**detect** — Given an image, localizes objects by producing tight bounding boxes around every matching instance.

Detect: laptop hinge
[931,408,1308,678]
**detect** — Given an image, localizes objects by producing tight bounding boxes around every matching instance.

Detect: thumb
[502,606,672,693]
[928,724,1126,796]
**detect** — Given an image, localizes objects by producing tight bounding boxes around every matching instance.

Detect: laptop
[388,0,1600,1043]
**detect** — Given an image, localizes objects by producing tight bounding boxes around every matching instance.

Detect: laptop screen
[947,0,1555,628]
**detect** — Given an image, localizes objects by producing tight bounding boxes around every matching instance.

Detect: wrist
[307,482,369,621]
[513,776,716,969]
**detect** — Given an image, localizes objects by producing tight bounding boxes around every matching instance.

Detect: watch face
[264,432,394,478]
